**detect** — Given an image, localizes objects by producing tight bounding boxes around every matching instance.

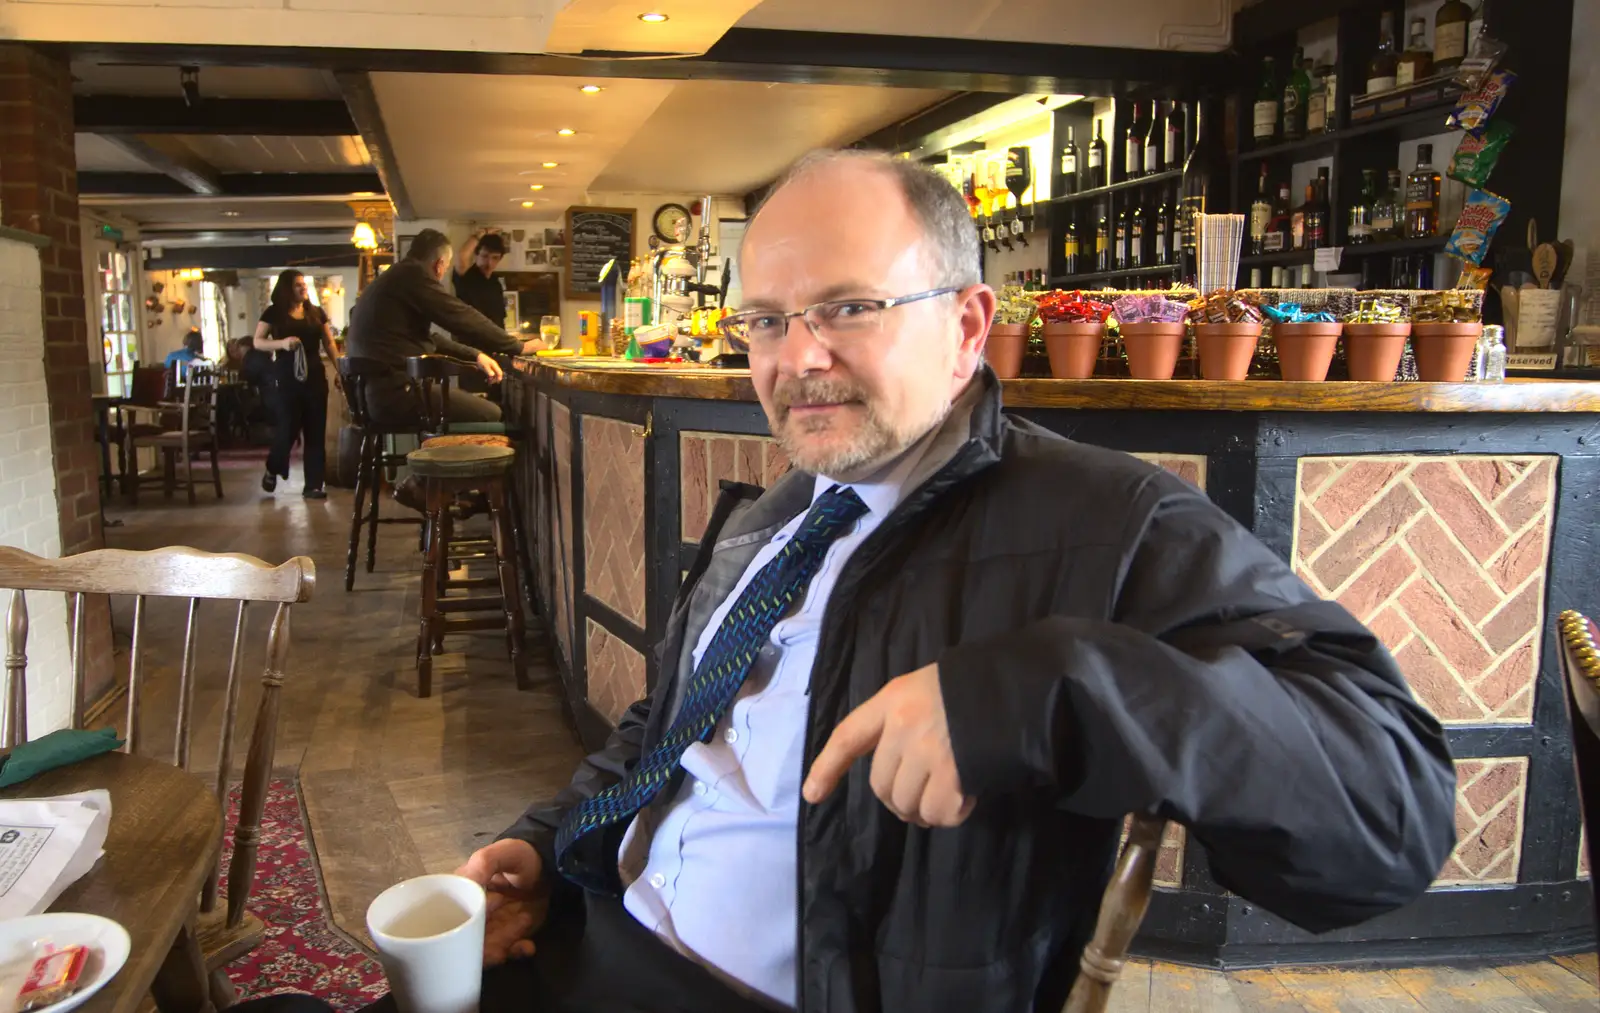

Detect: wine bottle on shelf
[1023,270,1040,293]
[1095,204,1111,271]
[1434,0,1474,72]
[1114,204,1129,269]
[1291,184,1311,250]
[1367,12,1399,94]
[1322,63,1339,133]
[1406,143,1441,238]
[1396,18,1433,87]
[1370,169,1402,241]
[1265,181,1292,253]
[1154,187,1173,265]
[1063,216,1080,276]
[1088,121,1108,190]
[1282,47,1309,141]
[1253,57,1279,145]
[1306,60,1329,134]
[1249,163,1271,256]
[1144,102,1162,180]
[1059,125,1080,195]
[1124,101,1146,181]
[1308,168,1330,248]
[1348,169,1376,244]
[1164,102,1185,171]
[1179,101,1217,273]
[1130,199,1146,267]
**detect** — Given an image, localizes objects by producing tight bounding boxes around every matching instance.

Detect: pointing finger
[803,696,887,804]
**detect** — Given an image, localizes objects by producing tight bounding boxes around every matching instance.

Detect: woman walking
[253,269,339,498]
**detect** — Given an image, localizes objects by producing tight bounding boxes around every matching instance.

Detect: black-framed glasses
[716,288,961,347]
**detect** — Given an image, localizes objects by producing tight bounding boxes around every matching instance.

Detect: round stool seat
[422,434,513,450]
[407,443,515,479]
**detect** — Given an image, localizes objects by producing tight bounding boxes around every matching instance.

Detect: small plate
[0,913,130,1013]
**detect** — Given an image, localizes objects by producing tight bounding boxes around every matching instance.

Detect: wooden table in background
[0,752,222,1013]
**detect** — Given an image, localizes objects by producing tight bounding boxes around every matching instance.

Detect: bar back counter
[507,357,1600,968]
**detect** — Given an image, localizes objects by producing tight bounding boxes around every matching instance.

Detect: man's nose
[776,313,832,376]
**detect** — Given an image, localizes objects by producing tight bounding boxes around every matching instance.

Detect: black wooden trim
[79,170,383,198]
[1444,725,1540,758]
[645,398,684,694]
[678,542,700,574]
[143,245,358,271]
[74,95,355,136]
[96,135,221,195]
[568,410,589,712]
[851,92,1011,153]
[579,594,649,654]
[1260,413,1600,459]
[334,71,415,220]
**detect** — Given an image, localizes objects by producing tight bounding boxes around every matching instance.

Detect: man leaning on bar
[257,149,1458,1013]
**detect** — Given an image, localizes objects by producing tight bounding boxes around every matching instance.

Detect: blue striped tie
[556,485,868,888]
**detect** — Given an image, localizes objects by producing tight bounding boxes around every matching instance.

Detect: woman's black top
[259,303,328,386]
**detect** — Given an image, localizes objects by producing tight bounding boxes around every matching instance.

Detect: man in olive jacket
[432,153,1456,1012]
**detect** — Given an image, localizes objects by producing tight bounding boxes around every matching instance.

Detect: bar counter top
[519,357,1600,413]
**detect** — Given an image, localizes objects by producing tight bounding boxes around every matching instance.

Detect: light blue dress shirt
[616,431,945,1008]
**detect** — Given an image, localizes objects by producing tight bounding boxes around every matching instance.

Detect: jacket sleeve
[404,277,522,355]
[937,475,1457,934]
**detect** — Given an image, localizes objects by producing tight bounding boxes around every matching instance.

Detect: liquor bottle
[1059,125,1080,195]
[1305,61,1329,134]
[1095,205,1111,271]
[1253,57,1279,145]
[1347,168,1376,244]
[1368,12,1399,94]
[1164,101,1185,171]
[1005,146,1033,209]
[1114,205,1129,268]
[1370,169,1402,241]
[1154,188,1172,265]
[1179,101,1218,267]
[1144,102,1162,180]
[1405,143,1441,238]
[1023,270,1040,293]
[1062,216,1080,275]
[1088,121,1108,189]
[1282,48,1310,141]
[1130,199,1145,267]
[1264,181,1291,253]
[1396,18,1433,87]
[1322,63,1339,133]
[1291,184,1312,250]
[1434,0,1474,72]
[1124,101,1146,181]
[1308,168,1330,248]
[1249,163,1271,255]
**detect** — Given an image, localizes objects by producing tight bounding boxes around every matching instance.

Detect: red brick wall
[0,42,112,706]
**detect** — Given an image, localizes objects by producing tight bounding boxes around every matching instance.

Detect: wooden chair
[129,364,224,505]
[336,357,425,591]
[0,544,315,1008]
[106,363,169,495]
[1556,609,1600,932]
[1061,815,1167,1013]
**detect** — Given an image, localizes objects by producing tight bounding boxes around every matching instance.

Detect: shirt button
[649,872,666,889]
[724,728,738,744]
[692,781,708,796]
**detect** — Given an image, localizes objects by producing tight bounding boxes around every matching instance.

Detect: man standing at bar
[302,152,1455,1012]
[453,227,512,327]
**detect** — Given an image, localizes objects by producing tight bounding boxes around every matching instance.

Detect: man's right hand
[456,838,549,966]
[477,353,505,383]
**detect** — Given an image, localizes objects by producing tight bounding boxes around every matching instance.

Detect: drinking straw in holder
[1197,214,1245,295]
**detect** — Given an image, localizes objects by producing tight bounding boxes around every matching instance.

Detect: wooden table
[0,752,223,1013]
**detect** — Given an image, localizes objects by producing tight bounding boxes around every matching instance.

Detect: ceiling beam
[143,244,360,271]
[97,135,222,195]
[139,226,353,243]
[78,171,384,198]
[75,96,357,136]
[71,32,1229,96]
[852,92,1014,153]
[335,71,414,221]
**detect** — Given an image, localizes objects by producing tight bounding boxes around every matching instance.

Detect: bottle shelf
[1238,234,1447,269]
[1050,169,1184,205]
[1048,263,1184,288]
[1231,101,1461,165]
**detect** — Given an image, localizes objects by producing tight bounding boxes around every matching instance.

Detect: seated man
[344,228,543,427]
[277,151,1457,1013]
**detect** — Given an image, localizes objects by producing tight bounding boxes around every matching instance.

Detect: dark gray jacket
[503,367,1457,1013]
[345,258,522,370]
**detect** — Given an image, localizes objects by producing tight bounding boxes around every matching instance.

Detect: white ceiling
[81,198,368,231]
[75,134,152,173]
[70,64,342,99]
[76,134,371,173]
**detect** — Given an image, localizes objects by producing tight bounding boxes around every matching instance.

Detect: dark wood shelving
[1048,263,1183,288]
[1050,169,1183,205]
[1237,235,1448,270]
[1231,102,1461,166]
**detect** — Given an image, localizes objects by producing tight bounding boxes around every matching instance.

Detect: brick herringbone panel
[1292,455,1557,725]
[587,619,647,726]
[681,431,790,542]
[551,401,573,665]
[583,416,648,627]
[1118,817,1187,888]
[1130,453,1208,491]
[1437,757,1528,885]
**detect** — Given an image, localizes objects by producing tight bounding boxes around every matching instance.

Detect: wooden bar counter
[505,357,1600,969]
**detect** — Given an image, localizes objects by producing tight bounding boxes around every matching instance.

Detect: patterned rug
[220,779,390,1010]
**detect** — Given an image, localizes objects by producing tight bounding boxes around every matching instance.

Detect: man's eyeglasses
[715,288,960,347]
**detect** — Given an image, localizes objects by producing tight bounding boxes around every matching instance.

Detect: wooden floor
[99,456,1598,1012]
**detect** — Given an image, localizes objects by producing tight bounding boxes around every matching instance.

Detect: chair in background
[0,543,316,1007]
[1556,609,1600,932]
[106,363,169,496]
[1059,815,1166,1013]
[336,357,424,591]
[127,364,223,505]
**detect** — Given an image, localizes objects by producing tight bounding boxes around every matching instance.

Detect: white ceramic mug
[366,874,486,1013]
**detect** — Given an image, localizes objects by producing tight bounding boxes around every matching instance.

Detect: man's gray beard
[770,377,951,479]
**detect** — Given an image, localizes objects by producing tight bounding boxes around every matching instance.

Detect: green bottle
[1282,48,1310,141]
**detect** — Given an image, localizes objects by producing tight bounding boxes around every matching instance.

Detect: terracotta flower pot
[1120,322,1186,380]
[1272,322,1344,382]
[1343,323,1412,382]
[986,323,1028,379]
[1411,322,1483,382]
[1042,321,1105,379]
[1195,322,1262,381]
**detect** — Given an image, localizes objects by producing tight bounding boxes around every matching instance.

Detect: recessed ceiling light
[579,84,603,94]
[638,12,668,22]
[221,210,241,217]
[266,234,290,243]
[521,201,535,208]
[528,184,544,190]
[542,161,559,168]
[557,128,576,136]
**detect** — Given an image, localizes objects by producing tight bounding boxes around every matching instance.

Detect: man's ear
[954,284,997,381]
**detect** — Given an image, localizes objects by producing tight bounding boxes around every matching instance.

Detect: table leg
[150,918,217,1013]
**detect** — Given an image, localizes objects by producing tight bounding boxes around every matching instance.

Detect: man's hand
[455,839,549,966]
[520,337,548,355]
[802,663,975,828]
[476,353,505,383]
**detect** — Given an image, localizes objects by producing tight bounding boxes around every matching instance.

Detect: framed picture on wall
[525,249,548,267]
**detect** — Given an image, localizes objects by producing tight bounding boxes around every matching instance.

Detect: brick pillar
[0,43,113,710]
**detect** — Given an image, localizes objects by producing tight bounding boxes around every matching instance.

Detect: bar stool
[407,442,528,697]
[337,357,425,591]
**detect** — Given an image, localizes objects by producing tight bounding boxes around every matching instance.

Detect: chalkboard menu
[565,205,635,300]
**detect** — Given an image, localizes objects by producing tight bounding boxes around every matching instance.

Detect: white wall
[0,237,74,737]
[1558,0,1598,307]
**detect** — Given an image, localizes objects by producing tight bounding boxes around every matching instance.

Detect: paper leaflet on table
[0,792,111,921]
